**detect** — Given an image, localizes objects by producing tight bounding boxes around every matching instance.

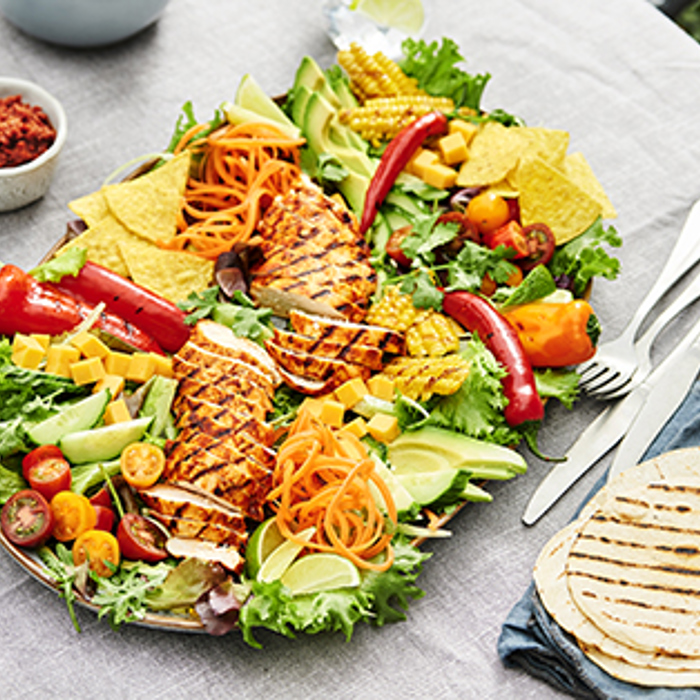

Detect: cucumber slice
[139,375,177,439]
[396,469,471,509]
[59,416,152,464]
[26,390,110,446]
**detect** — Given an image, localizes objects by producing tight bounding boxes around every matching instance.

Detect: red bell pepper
[49,260,190,353]
[359,111,449,236]
[442,290,544,426]
[0,264,164,354]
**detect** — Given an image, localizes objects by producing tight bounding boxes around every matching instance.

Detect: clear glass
[322,0,429,58]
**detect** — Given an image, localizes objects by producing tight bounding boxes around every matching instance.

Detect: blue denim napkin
[498,381,700,698]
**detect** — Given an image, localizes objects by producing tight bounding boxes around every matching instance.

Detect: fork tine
[577,366,614,388]
[579,370,623,393]
[576,359,600,376]
[586,375,633,399]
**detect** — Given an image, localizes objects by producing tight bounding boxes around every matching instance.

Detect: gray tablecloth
[3,1,700,698]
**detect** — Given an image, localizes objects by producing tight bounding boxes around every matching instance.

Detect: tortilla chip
[564,152,617,219]
[486,178,520,198]
[118,237,213,303]
[105,152,190,244]
[516,157,602,244]
[60,215,138,277]
[517,127,569,169]
[67,189,110,228]
[456,121,524,187]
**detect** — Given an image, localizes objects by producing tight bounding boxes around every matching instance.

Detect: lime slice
[233,74,300,138]
[256,527,315,583]
[245,517,285,579]
[351,0,425,34]
[280,552,361,595]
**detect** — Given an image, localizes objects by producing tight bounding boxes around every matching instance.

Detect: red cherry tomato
[93,505,115,533]
[519,223,556,271]
[22,445,64,481]
[1,489,54,548]
[385,226,413,269]
[24,453,71,503]
[117,513,168,563]
[484,220,529,258]
[466,192,511,235]
[89,487,112,510]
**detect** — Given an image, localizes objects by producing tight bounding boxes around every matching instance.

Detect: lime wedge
[351,0,425,34]
[280,552,361,595]
[245,517,285,579]
[256,527,315,583]
[233,74,300,138]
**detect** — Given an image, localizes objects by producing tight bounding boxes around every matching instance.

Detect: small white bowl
[0,0,170,48]
[0,77,67,212]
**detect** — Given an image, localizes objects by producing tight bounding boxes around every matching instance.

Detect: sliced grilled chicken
[289,308,405,355]
[139,483,246,531]
[173,354,276,397]
[144,509,247,548]
[174,393,270,426]
[173,402,275,446]
[272,327,383,370]
[275,365,339,396]
[166,537,242,573]
[174,377,273,416]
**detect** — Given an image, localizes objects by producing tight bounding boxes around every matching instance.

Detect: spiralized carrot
[267,408,397,573]
[162,121,305,260]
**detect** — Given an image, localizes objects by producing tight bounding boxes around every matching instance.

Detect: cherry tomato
[23,451,71,503]
[385,226,413,269]
[480,265,524,296]
[1,489,54,548]
[466,192,511,235]
[22,445,64,481]
[73,529,120,578]
[519,223,556,271]
[89,487,112,510]
[484,220,529,258]
[120,442,165,490]
[117,513,168,563]
[50,491,97,542]
[93,505,115,533]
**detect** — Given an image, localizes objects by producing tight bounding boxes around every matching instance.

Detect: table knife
[606,321,700,482]
[521,384,650,525]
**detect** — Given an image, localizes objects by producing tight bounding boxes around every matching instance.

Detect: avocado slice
[294,55,341,110]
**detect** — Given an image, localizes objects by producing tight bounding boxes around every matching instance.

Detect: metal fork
[578,199,700,395]
[586,265,700,399]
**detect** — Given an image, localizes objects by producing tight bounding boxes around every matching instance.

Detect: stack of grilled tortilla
[533,447,700,687]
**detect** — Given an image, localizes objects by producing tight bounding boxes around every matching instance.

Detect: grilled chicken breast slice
[173,354,276,397]
[174,392,270,426]
[174,377,274,416]
[144,509,247,548]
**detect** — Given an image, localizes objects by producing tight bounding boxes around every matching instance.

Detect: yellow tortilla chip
[517,127,569,169]
[60,215,138,277]
[67,189,110,228]
[564,152,617,219]
[517,157,602,244]
[118,238,214,303]
[456,121,524,187]
[105,152,190,244]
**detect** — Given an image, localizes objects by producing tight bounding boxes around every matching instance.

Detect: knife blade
[606,320,700,482]
[521,384,650,526]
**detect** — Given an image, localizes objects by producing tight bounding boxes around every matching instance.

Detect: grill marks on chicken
[250,179,376,323]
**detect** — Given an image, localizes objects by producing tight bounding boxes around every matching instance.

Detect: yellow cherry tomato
[466,192,511,235]
[50,491,97,542]
[120,442,165,490]
[73,529,120,578]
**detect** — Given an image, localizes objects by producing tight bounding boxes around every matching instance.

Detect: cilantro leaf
[399,270,443,310]
[303,151,349,186]
[400,212,458,266]
[445,240,517,293]
[178,286,220,325]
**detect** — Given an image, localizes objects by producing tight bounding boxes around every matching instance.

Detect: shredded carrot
[267,408,397,572]
[162,121,305,260]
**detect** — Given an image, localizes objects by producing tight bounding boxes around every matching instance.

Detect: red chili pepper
[359,111,449,236]
[0,264,164,354]
[49,260,190,353]
[442,290,544,426]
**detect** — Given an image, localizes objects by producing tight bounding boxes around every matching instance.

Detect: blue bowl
[0,0,170,48]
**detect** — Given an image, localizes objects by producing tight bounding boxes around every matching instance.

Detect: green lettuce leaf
[534,368,581,410]
[30,247,87,283]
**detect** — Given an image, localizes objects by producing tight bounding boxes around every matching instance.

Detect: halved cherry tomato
[73,529,120,578]
[385,226,413,269]
[93,505,115,533]
[484,220,529,258]
[519,223,556,271]
[117,513,168,563]
[23,446,71,502]
[1,489,54,548]
[89,487,112,510]
[50,491,97,542]
[120,442,165,490]
[466,192,511,235]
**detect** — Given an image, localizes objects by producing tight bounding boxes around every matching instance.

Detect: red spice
[0,95,57,168]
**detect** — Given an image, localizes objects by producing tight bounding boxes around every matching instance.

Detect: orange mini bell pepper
[502,299,599,367]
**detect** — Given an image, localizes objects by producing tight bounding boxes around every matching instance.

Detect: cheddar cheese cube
[70,356,106,386]
[103,399,132,425]
[421,162,458,190]
[93,373,125,400]
[151,353,173,378]
[339,416,368,440]
[319,399,345,428]
[103,350,132,377]
[448,119,478,145]
[126,353,157,383]
[438,131,469,165]
[299,397,324,419]
[70,331,110,359]
[367,375,395,402]
[45,345,80,377]
[410,149,440,179]
[334,377,368,409]
[366,413,400,444]
[30,334,51,352]
[11,334,46,370]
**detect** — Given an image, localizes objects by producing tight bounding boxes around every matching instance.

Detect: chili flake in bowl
[0,77,67,212]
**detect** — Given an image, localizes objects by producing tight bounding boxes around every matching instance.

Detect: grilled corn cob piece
[365,285,418,332]
[405,309,462,357]
[380,355,471,401]
[340,95,455,146]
